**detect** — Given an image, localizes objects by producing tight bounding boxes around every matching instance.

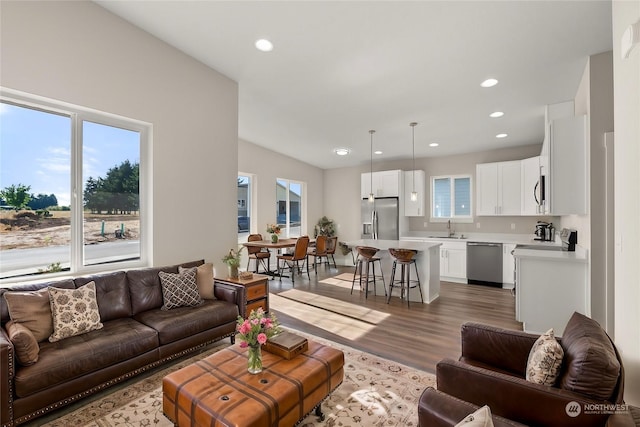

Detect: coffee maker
[534,221,555,241]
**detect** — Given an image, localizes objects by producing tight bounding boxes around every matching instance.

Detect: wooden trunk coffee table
[162,340,344,426]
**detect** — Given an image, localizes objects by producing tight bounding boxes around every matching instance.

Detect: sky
[0,102,139,207]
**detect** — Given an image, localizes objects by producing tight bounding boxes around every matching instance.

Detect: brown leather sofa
[430,312,635,427]
[0,260,244,427]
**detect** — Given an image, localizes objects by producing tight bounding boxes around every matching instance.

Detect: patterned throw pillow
[48,282,103,343]
[6,321,40,365]
[526,328,564,385]
[159,268,203,310]
[455,405,494,427]
[178,263,216,300]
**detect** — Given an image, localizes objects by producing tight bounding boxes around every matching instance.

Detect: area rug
[41,330,434,427]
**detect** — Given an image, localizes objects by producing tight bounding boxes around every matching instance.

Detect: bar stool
[387,248,423,307]
[351,246,386,298]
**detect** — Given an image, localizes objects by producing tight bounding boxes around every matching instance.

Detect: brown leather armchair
[435,312,634,427]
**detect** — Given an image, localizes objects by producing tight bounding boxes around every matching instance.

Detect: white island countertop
[345,239,442,251]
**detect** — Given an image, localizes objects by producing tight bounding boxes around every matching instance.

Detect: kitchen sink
[427,235,467,239]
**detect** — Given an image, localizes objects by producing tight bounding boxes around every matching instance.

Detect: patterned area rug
[41,331,435,427]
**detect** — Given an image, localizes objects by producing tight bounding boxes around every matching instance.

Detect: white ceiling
[95,1,612,170]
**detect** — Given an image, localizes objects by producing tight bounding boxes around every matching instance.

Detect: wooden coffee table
[162,340,344,426]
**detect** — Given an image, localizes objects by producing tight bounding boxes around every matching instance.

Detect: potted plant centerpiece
[266,223,281,243]
[222,248,242,279]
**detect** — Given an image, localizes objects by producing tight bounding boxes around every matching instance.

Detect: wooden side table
[214,274,269,318]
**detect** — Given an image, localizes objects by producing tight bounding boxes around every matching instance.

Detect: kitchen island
[344,239,442,304]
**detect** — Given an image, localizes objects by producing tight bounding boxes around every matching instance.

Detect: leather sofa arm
[214,281,245,314]
[418,387,528,427]
[1,326,14,427]
[460,322,540,376]
[606,410,638,427]
[437,358,610,427]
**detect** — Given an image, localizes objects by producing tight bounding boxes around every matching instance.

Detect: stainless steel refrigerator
[361,197,399,240]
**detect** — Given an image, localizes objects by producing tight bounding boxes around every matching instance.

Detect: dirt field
[0,210,139,250]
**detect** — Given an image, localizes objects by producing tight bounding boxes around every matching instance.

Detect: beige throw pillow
[4,287,53,342]
[179,263,215,300]
[6,321,40,365]
[48,282,103,342]
[455,405,494,427]
[159,268,203,310]
[526,328,564,386]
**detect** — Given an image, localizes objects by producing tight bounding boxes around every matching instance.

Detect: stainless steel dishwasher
[466,242,503,287]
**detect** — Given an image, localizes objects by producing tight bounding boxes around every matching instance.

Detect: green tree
[84,161,139,214]
[27,193,58,210]
[0,184,31,210]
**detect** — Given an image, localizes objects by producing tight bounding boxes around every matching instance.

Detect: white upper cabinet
[476,161,522,216]
[521,156,543,216]
[549,115,588,215]
[361,170,402,199]
[403,170,425,216]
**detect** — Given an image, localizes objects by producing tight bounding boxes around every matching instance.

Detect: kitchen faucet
[447,220,455,237]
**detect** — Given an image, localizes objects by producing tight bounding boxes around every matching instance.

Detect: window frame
[430,174,473,223]
[0,88,152,282]
[276,178,305,238]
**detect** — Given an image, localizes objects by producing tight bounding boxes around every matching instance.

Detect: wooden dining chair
[277,236,310,285]
[325,236,338,268]
[246,233,270,274]
[307,235,328,273]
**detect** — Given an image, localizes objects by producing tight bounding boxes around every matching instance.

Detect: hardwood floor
[267,264,522,374]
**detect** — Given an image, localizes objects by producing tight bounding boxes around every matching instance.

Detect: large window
[0,91,149,280]
[431,175,472,221]
[276,179,303,237]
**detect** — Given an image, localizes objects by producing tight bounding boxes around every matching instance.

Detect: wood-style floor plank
[268,265,522,374]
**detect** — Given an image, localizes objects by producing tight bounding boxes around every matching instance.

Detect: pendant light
[410,122,418,202]
[368,130,375,203]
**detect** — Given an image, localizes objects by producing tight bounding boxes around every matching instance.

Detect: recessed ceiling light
[429,143,439,147]
[496,133,508,139]
[333,148,350,156]
[374,150,383,155]
[489,111,504,118]
[255,39,273,52]
[481,78,498,88]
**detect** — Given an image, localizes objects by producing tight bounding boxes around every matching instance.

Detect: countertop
[401,232,588,262]
[343,239,441,251]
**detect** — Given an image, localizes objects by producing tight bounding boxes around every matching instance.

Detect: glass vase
[247,344,263,374]
[271,234,278,243]
[228,265,239,279]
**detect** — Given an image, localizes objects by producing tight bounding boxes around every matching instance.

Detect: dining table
[242,238,313,278]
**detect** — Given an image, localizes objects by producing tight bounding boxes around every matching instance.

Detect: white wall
[568,52,615,332]
[238,139,324,237]
[612,0,640,406]
[0,1,239,268]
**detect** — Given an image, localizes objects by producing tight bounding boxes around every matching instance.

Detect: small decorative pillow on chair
[159,268,203,310]
[526,328,564,385]
[455,405,494,427]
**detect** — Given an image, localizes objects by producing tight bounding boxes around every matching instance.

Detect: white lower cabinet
[439,241,467,283]
[515,253,588,336]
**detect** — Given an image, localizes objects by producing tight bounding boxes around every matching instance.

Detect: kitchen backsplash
[408,216,560,235]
